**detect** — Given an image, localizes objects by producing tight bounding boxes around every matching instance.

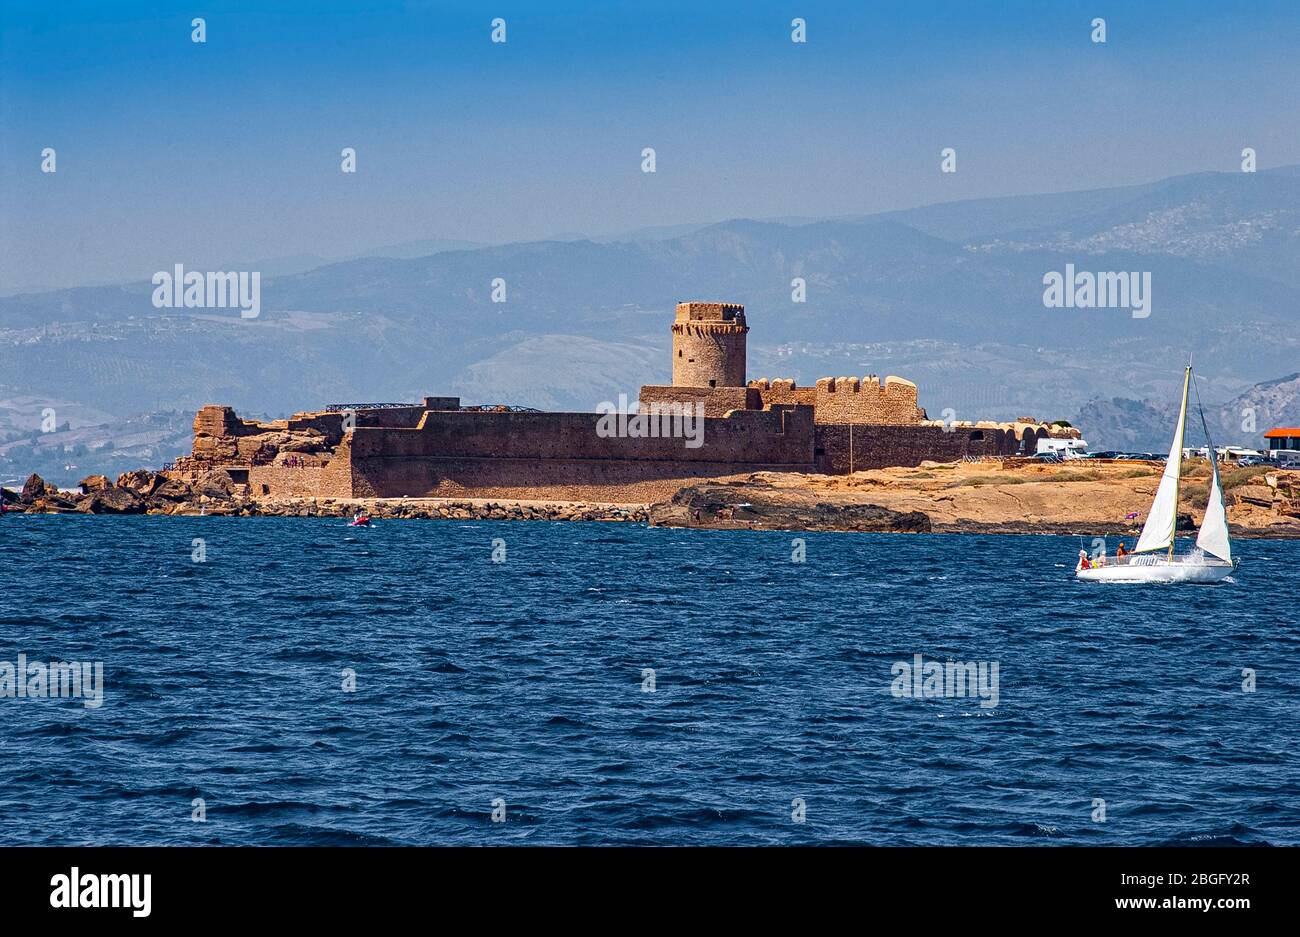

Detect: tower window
[678,350,682,357]
[709,380,716,388]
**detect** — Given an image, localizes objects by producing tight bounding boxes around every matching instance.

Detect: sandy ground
[734,459,1300,536]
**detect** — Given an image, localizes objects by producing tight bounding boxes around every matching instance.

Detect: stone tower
[671,301,748,388]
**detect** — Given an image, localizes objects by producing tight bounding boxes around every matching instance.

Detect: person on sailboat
[1115,541,1128,561]
[1077,549,1090,571]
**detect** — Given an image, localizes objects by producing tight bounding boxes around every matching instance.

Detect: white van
[1036,437,1089,459]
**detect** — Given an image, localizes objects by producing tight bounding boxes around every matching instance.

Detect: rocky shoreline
[6,463,1300,539]
[0,470,649,523]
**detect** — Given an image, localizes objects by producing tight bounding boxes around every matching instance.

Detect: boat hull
[1075,559,1233,583]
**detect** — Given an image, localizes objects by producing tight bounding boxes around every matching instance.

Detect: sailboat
[1075,365,1235,583]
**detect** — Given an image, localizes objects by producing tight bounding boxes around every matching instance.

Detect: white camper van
[1036,437,1089,459]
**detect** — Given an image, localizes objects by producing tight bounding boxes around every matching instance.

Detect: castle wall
[637,385,759,418]
[344,407,816,500]
[751,376,923,425]
[747,379,817,410]
[347,457,801,503]
[318,445,355,498]
[352,408,813,462]
[354,408,427,429]
[814,423,1019,472]
[284,413,347,442]
[248,465,329,499]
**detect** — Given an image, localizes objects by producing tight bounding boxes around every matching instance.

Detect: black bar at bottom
[0,845,1284,923]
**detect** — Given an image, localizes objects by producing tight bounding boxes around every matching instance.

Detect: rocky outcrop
[77,474,111,493]
[116,469,163,497]
[194,469,236,499]
[22,473,59,502]
[1233,484,1277,508]
[15,471,199,516]
[235,429,328,464]
[189,405,333,468]
[652,480,932,532]
[151,476,194,501]
[75,487,145,514]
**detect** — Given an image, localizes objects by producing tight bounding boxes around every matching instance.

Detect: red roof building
[1264,427,1300,451]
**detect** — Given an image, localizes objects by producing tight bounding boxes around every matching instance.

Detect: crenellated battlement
[749,374,922,424]
[812,375,921,424]
[674,301,747,324]
[814,374,917,395]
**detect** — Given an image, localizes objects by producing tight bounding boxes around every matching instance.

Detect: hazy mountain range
[3,164,1299,480]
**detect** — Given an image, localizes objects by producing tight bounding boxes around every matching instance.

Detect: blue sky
[3,0,1299,289]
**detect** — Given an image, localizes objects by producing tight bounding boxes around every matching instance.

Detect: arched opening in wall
[1020,428,1037,454]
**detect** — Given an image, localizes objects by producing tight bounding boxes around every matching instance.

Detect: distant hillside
[3,166,1299,468]
[0,410,192,489]
[1216,372,1300,442]
[1074,372,1300,451]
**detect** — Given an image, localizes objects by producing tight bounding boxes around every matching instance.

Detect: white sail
[1195,459,1231,561]
[1193,384,1233,563]
[1134,367,1190,554]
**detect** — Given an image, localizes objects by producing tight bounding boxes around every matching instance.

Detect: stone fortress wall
[747,375,925,424]
[175,299,1078,501]
[343,406,816,501]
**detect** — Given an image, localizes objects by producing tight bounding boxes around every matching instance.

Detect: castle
[175,301,1077,502]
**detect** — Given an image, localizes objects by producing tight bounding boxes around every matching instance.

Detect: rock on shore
[650,480,932,532]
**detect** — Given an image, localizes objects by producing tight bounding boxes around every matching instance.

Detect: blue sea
[1,515,1296,846]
